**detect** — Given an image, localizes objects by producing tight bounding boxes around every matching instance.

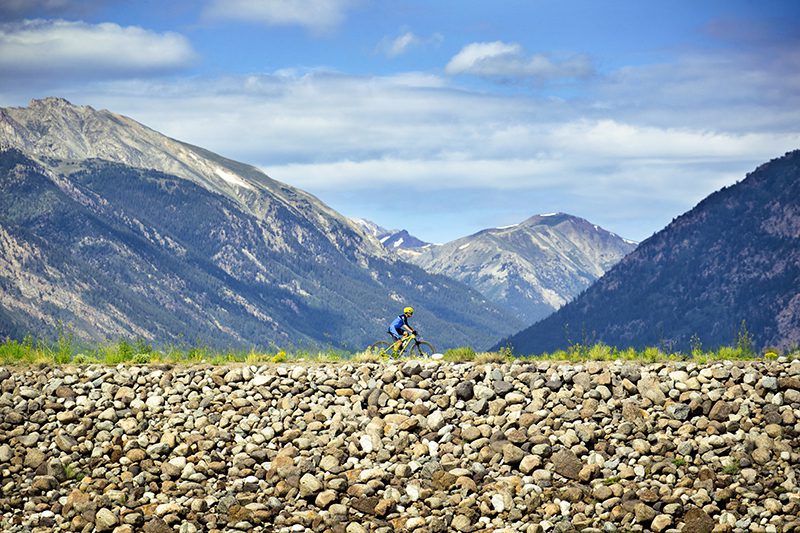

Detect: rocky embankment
[1,360,799,533]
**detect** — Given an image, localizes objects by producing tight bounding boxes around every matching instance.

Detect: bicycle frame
[393,333,419,356]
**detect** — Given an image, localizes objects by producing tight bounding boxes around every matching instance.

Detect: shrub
[475,351,510,364]
[587,343,613,360]
[245,351,272,364]
[0,336,32,363]
[72,353,94,365]
[642,347,662,362]
[735,320,754,357]
[443,347,476,362]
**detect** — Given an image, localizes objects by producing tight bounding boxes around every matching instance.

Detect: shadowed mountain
[497,151,800,354]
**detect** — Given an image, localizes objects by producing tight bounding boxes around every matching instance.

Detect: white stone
[145,396,164,409]
[359,434,374,453]
[491,493,506,513]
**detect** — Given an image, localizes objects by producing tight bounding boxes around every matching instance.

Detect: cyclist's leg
[388,331,403,352]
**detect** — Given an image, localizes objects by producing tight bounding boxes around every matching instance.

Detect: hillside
[0,99,523,349]
[499,151,800,353]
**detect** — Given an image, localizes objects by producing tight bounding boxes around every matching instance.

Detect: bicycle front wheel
[367,341,391,356]
[411,341,435,358]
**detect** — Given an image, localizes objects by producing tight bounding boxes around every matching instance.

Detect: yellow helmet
[404,306,414,315]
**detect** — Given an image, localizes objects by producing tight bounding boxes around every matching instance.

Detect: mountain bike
[368,332,435,359]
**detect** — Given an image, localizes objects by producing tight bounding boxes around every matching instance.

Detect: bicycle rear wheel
[411,341,434,358]
[367,341,391,356]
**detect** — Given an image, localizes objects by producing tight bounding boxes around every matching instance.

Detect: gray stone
[666,402,690,420]
[493,380,514,396]
[455,381,474,400]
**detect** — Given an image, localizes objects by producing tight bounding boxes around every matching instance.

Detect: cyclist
[388,307,416,351]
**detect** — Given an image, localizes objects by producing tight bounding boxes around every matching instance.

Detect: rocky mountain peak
[29,96,88,110]
[395,213,636,324]
[1,98,391,260]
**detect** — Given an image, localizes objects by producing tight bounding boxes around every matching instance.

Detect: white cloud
[264,157,568,190]
[385,31,418,57]
[62,71,797,181]
[375,31,443,58]
[5,36,798,241]
[205,0,355,32]
[446,41,592,80]
[0,19,195,77]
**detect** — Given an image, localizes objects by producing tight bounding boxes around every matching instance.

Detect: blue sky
[1,1,799,243]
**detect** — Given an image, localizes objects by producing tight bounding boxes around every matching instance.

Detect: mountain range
[499,150,800,353]
[0,98,523,350]
[388,213,636,324]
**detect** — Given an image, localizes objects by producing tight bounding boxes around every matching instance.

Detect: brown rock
[114,386,136,403]
[374,499,395,517]
[502,443,525,464]
[520,454,541,474]
[55,433,78,452]
[24,448,47,469]
[638,488,660,503]
[683,507,716,533]
[552,449,582,480]
[54,385,75,398]
[634,502,657,523]
[431,470,457,491]
[315,490,337,508]
[351,496,380,515]
[400,388,430,402]
[506,428,527,444]
[708,401,734,422]
[561,485,584,502]
[143,518,173,533]
[622,400,646,425]
[269,454,298,479]
[778,377,800,390]
[31,475,58,492]
[578,464,600,481]
[126,449,147,462]
[455,476,477,492]
[580,398,599,419]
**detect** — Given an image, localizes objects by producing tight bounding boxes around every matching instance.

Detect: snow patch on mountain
[214,167,253,190]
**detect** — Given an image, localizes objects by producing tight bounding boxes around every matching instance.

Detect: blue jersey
[389,314,409,336]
